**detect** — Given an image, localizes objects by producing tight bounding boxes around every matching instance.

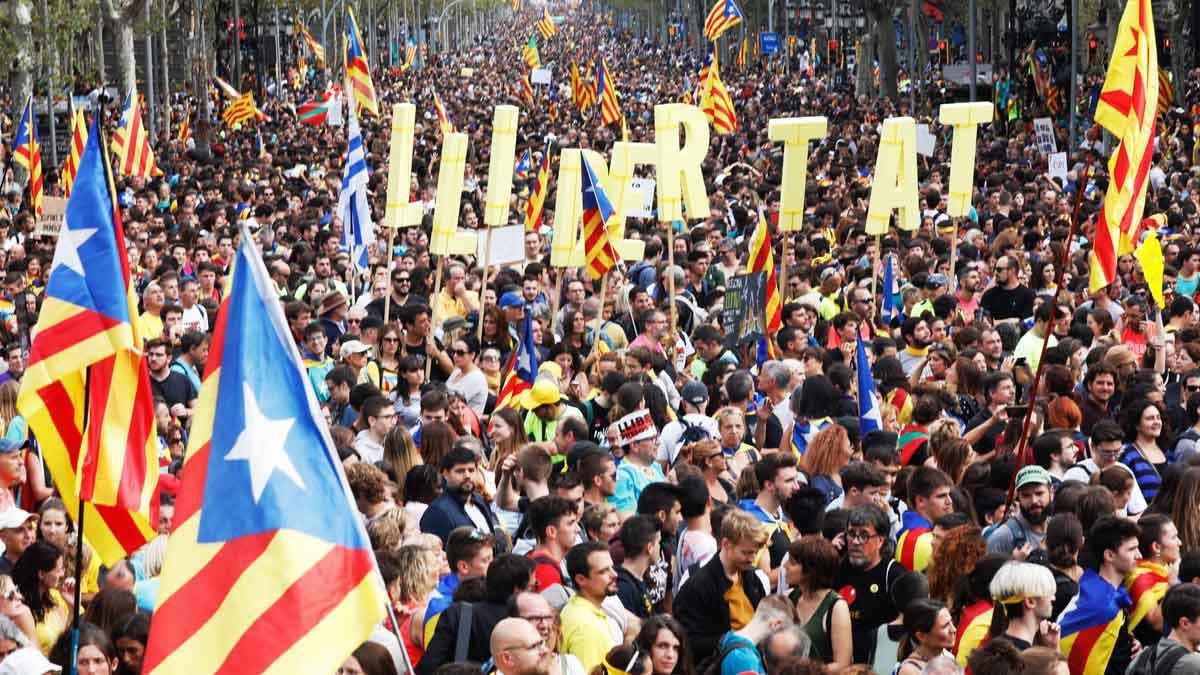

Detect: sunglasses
[450,348,469,356]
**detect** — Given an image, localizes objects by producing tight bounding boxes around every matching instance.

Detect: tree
[100,0,142,97]
[864,0,899,99]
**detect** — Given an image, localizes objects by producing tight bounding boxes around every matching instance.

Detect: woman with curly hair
[801,424,853,507]
[1119,398,1175,503]
[926,525,987,607]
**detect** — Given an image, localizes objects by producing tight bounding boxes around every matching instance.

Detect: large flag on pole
[747,209,781,335]
[1088,0,1158,291]
[881,255,898,324]
[13,96,43,218]
[704,0,744,41]
[580,155,619,280]
[345,7,379,116]
[143,233,386,674]
[338,106,375,271]
[522,34,542,67]
[596,61,622,126]
[525,143,552,231]
[17,116,158,565]
[700,48,738,134]
[111,92,161,179]
[496,308,539,410]
[536,8,558,38]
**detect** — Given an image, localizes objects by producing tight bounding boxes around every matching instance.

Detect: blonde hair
[392,544,439,603]
[714,407,746,430]
[989,561,1057,603]
[367,507,412,552]
[721,508,770,548]
[0,381,18,434]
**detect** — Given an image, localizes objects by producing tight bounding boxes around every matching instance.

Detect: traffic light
[1088,34,1097,61]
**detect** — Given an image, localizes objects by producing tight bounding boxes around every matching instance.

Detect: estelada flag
[1059,569,1131,675]
[17,116,158,565]
[144,233,385,674]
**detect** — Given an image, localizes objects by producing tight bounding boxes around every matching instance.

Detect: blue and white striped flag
[857,332,882,434]
[338,104,374,270]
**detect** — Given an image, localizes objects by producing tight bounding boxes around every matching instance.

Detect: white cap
[0,508,36,531]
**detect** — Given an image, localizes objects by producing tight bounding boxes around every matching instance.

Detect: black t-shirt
[401,338,447,382]
[615,565,653,618]
[833,557,903,665]
[980,284,1037,321]
[151,371,197,409]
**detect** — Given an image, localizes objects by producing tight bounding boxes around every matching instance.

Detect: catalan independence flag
[704,0,743,42]
[345,7,379,116]
[111,91,160,179]
[176,104,191,145]
[747,209,780,335]
[16,116,158,565]
[701,48,738,135]
[536,7,557,38]
[13,97,43,218]
[61,108,87,198]
[580,154,619,280]
[433,90,453,134]
[496,307,539,410]
[525,142,551,231]
[514,148,532,181]
[1059,569,1130,675]
[596,60,622,126]
[895,510,933,573]
[1124,559,1169,632]
[143,232,387,674]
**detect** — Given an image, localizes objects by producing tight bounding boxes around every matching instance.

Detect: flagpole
[383,223,397,327]
[870,234,880,323]
[666,223,678,362]
[778,231,789,308]
[1004,153,1093,507]
[948,218,959,294]
[427,255,446,380]
[589,271,609,363]
[477,227,495,343]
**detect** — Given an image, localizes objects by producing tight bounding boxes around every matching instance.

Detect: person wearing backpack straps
[985,465,1053,557]
[1127,583,1200,675]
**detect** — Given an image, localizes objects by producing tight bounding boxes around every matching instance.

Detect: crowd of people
[1,2,1200,674]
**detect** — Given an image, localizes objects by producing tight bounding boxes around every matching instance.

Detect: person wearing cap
[317,290,350,352]
[610,411,665,516]
[985,465,1052,557]
[0,508,37,574]
[910,274,946,319]
[498,291,527,338]
[658,381,718,468]
[1012,302,1059,372]
[520,377,566,443]
[338,339,382,388]
[815,268,842,321]
[0,438,23,515]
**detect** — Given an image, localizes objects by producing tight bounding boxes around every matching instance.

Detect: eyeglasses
[503,638,548,653]
[845,529,881,543]
[394,277,411,283]
[1186,384,1200,392]
[382,337,400,343]
[522,613,556,624]
[450,349,469,356]
[347,319,361,324]
[168,437,184,445]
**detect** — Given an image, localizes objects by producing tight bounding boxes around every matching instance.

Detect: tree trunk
[102,0,138,99]
[10,0,33,183]
[869,0,898,99]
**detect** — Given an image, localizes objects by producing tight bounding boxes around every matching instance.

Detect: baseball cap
[520,378,562,410]
[499,291,525,309]
[339,340,372,359]
[681,381,709,406]
[0,508,36,530]
[1015,465,1053,490]
[0,439,21,454]
[926,274,948,289]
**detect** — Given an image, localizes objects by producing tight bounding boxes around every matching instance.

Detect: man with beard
[832,504,907,665]
[897,316,932,377]
[981,255,1036,322]
[739,453,801,575]
[559,541,624,671]
[986,466,1052,556]
[509,592,587,675]
[419,447,504,545]
[986,561,1061,652]
[492,617,557,675]
[955,265,982,321]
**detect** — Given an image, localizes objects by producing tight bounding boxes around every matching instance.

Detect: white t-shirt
[1062,459,1148,515]
[675,528,717,592]
[447,367,489,416]
[354,430,385,465]
[657,414,719,466]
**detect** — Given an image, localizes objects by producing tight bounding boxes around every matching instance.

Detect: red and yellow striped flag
[536,7,557,38]
[580,155,618,280]
[1089,0,1159,291]
[747,209,781,334]
[61,109,87,198]
[701,49,738,135]
[1125,559,1169,632]
[13,97,43,218]
[177,104,191,144]
[345,8,379,116]
[1157,66,1174,117]
[1060,570,1127,675]
[221,92,260,128]
[433,90,453,134]
[596,60,621,126]
[111,92,161,179]
[299,22,326,69]
[17,116,157,566]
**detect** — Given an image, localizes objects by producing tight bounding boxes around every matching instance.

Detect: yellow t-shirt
[36,589,69,654]
[140,311,164,340]
[435,289,480,320]
[724,575,755,630]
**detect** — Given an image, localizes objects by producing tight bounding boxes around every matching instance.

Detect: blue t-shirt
[718,633,764,675]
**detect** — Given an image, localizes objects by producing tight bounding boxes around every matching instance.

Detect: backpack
[1129,641,1189,675]
[696,636,752,675]
[981,518,1027,551]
